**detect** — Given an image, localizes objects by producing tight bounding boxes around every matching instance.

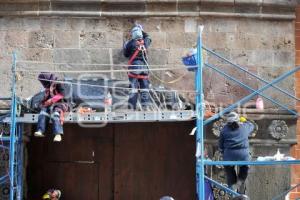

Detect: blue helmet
[131,26,143,40]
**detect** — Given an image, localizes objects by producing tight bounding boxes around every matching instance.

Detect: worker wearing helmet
[124,24,152,110]
[219,112,255,194]
[42,189,61,200]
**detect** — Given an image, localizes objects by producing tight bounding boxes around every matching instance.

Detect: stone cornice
[0,0,296,19]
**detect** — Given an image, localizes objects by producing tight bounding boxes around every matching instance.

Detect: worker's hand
[43,99,53,107]
[240,116,247,123]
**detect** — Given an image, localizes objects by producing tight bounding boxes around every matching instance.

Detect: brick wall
[290,6,300,200]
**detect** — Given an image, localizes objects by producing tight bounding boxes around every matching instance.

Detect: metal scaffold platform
[10,110,195,124]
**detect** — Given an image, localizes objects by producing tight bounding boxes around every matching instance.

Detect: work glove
[240,116,247,123]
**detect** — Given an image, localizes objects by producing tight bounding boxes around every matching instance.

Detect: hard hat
[42,193,51,199]
[131,26,143,40]
[226,112,239,123]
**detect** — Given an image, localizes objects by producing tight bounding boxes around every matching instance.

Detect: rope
[21,76,198,94]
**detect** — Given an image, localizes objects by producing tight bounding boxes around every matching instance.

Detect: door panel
[114,122,196,200]
[45,162,99,200]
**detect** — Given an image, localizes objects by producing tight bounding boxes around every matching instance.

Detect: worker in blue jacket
[219,112,255,194]
[123,24,152,110]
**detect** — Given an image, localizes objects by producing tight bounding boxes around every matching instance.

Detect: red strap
[127,39,145,65]
[128,73,149,80]
[128,48,140,65]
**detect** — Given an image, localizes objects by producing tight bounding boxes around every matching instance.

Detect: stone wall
[0,16,296,107]
[0,0,297,108]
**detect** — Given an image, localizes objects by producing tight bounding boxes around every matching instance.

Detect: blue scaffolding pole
[195,26,205,200]
[9,52,17,200]
[194,28,300,199]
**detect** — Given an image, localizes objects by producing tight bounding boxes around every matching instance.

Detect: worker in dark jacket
[219,112,254,194]
[34,73,69,142]
[124,24,152,110]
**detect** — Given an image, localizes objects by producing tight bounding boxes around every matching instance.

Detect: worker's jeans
[128,77,150,110]
[224,165,249,187]
[36,107,63,135]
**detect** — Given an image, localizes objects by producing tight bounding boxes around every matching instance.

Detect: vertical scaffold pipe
[195,26,205,200]
[9,52,17,200]
[17,124,24,200]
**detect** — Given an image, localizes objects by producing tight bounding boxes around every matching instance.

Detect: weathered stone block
[272,35,294,51]
[54,31,79,48]
[207,18,238,33]
[229,50,251,66]
[257,66,295,108]
[167,48,187,65]
[184,32,197,48]
[112,48,127,64]
[166,32,186,48]
[40,17,67,31]
[109,18,128,32]
[101,2,145,12]
[84,19,109,31]
[206,32,228,49]
[54,49,90,64]
[149,32,167,49]
[19,48,53,62]
[273,51,294,67]
[6,31,29,48]
[106,31,123,48]
[29,31,54,48]
[184,18,197,33]
[146,2,177,12]
[161,18,185,33]
[86,49,110,64]
[248,50,273,66]
[178,2,200,12]
[23,18,41,30]
[80,31,106,48]
[66,18,86,31]
[147,49,169,65]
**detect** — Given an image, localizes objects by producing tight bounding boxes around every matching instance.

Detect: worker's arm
[142,31,151,48]
[42,93,64,107]
[243,121,255,136]
[123,40,133,58]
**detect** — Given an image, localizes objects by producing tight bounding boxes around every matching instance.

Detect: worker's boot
[53,134,62,142]
[236,180,246,194]
[34,130,45,137]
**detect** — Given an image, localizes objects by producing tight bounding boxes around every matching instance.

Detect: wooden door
[26,122,195,200]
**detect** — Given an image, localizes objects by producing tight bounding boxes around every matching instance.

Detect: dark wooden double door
[27,122,196,200]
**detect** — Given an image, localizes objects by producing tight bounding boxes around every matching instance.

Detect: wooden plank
[95,125,114,200]
[114,122,196,200]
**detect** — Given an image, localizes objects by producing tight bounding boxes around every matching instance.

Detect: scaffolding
[1,27,300,200]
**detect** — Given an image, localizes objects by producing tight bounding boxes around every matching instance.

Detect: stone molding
[0,0,296,20]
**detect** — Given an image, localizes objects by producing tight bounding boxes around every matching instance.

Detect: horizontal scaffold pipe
[0,11,295,20]
[0,0,297,8]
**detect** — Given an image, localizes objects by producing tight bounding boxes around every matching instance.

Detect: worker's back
[220,122,254,161]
